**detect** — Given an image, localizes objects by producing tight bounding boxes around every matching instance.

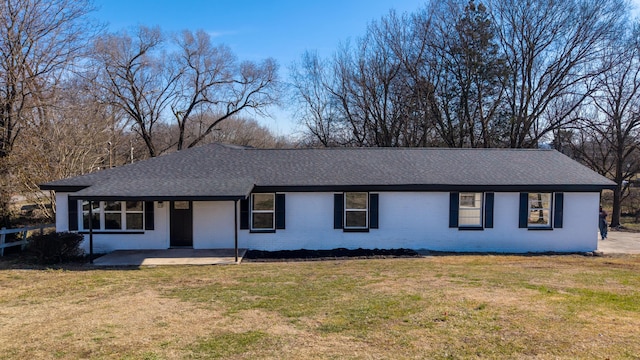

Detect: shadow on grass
[1,247,602,269]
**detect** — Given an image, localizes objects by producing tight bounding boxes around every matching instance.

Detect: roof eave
[39,184,90,192]
[68,195,247,201]
[254,184,616,192]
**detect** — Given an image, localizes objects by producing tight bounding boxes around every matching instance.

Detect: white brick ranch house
[40,143,615,254]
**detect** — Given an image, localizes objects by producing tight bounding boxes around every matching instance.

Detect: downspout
[234,199,238,263]
[88,200,94,264]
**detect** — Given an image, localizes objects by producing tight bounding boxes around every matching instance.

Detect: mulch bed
[243,248,421,262]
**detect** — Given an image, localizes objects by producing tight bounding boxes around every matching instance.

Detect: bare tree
[571,25,640,227]
[90,26,181,158]
[372,9,443,147]
[11,78,124,220]
[490,0,627,148]
[190,114,289,148]
[289,50,348,147]
[91,27,280,157]
[0,0,95,224]
[290,2,503,148]
[430,0,507,147]
[328,10,444,147]
[171,30,280,150]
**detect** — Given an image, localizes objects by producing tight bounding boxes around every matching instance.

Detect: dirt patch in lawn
[243,247,420,262]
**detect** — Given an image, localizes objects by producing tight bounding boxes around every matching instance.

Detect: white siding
[236,192,600,253]
[55,192,70,232]
[193,201,235,249]
[54,191,600,253]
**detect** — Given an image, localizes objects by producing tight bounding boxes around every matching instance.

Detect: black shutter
[240,198,249,230]
[449,192,459,228]
[144,201,155,230]
[369,193,379,229]
[334,193,344,229]
[68,198,78,231]
[275,194,286,229]
[484,193,494,228]
[519,193,529,228]
[554,192,564,228]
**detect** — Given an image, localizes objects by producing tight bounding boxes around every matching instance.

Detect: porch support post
[234,199,239,263]
[88,200,94,264]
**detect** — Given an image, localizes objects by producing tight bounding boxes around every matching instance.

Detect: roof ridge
[243,147,555,151]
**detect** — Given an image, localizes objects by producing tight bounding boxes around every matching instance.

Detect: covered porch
[92,248,247,266]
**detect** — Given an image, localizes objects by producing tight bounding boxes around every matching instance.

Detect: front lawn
[1,255,639,359]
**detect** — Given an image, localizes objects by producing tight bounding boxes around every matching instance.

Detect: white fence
[0,224,55,256]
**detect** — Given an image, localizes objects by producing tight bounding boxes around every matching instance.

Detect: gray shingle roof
[40,143,616,199]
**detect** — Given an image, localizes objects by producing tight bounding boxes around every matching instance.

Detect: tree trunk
[0,159,11,228]
[611,184,622,228]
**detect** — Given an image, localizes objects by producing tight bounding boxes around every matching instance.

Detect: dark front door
[170,201,193,247]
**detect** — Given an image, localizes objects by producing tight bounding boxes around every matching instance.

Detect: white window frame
[459,192,483,227]
[344,192,368,229]
[528,193,552,228]
[80,201,145,231]
[251,193,275,231]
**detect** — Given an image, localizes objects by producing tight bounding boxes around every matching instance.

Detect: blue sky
[93,0,426,137]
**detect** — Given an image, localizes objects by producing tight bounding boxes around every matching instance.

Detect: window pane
[253,194,274,211]
[126,213,144,230]
[104,213,122,230]
[83,213,100,229]
[528,193,551,227]
[346,211,367,228]
[459,209,482,226]
[529,210,550,226]
[82,201,99,211]
[460,193,477,207]
[174,201,190,210]
[459,193,482,226]
[252,213,274,229]
[346,192,367,209]
[126,201,143,211]
[104,201,121,211]
[529,193,551,208]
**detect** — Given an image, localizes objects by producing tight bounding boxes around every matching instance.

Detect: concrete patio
[92,248,247,266]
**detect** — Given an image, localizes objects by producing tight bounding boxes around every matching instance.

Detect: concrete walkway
[597,230,640,254]
[92,248,246,266]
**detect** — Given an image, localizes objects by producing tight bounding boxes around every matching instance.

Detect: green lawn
[1,255,639,359]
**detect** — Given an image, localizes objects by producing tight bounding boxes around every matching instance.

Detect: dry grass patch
[0,255,639,359]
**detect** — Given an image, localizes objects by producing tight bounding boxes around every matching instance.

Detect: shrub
[26,232,84,264]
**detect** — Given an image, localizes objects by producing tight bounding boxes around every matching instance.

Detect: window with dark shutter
[521,192,555,229]
[450,192,493,230]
